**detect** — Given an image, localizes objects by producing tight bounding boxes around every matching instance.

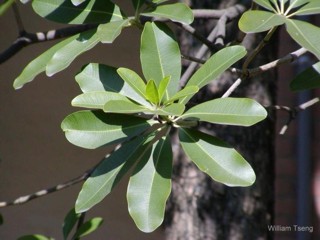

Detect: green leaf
[117,68,146,99]
[290,61,320,91]
[17,235,52,240]
[181,46,247,104]
[166,85,199,104]
[253,0,277,11]
[141,3,194,25]
[156,103,185,116]
[293,1,320,15]
[179,128,256,187]
[76,134,154,212]
[285,19,320,59]
[158,76,170,102]
[75,63,149,106]
[146,80,160,104]
[73,218,103,238]
[71,0,87,6]
[62,208,80,240]
[141,22,181,99]
[104,100,150,114]
[97,19,130,43]
[181,98,267,126]
[132,0,146,10]
[32,0,123,24]
[46,30,99,76]
[289,0,309,9]
[61,110,154,149]
[71,91,129,109]
[13,35,78,89]
[127,136,172,232]
[0,0,15,16]
[239,11,285,33]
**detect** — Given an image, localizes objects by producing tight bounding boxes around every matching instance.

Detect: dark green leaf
[46,30,99,76]
[179,128,256,187]
[61,110,155,149]
[71,0,87,6]
[73,218,103,238]
[239,10,285,33]
[32,0,122,24]
[132,0,146,10]
[253,0,277,11]
[141,3,194,25]
[127,135,172,232]
[290,61,320,91]
[181,97,267,126]
[141,22,181,99]
[0,0,15,16]
[76,134,155,212]
[13,35,78,89]
[181,46,247,104]
[62,208,80,240]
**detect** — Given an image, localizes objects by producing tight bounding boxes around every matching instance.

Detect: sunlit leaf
[158,76,170,102]
[290,61,320,91]
[127,135,172,232]
[71,0,87,6]
[117,68,146,99]
[181,98,267,126]
[76,134,155,212]
[154,103,185,116]
[104,100,150,114]
[71,91,129,109]
[32,0,122,24]
[46,30,99,76]
[293,1,320,15]
[239,10,285,33]
[179,128,256,187]
[13,35,78,89]
[97,19,130,43]
[141,3,194,25]
[141,22,181,99]
[73,218,103,238]
[62,208,80,240]
[285,19,320,59]
[61,110,154,149]
[289,0,309,9]
[146,80,160,104]
[181,46,246,104]
[166,85,199,104]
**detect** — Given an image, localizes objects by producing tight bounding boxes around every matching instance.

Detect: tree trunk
[164,0,276,239]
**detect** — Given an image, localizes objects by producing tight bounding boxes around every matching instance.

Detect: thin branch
[181,54,206,64]
[0,24,97,64]
[269,97,320,135]
[12,3,24,33]
[222,78,242,98]
[192,4,246,19]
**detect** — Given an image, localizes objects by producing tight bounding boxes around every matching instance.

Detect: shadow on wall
[0,2,164,240]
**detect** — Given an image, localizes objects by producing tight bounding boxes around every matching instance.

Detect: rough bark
[164,0,276,239]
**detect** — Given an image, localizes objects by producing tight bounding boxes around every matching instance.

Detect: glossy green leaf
[17,235,52,240]
[141,22,181,99]
[158,76,170,102]
[167,86,199,104]
[293,1,320,15]
[117,68,146,99]
[0,0,15,16]
[76,134,154,212]
[46,30,99,76]
[179,128,256,187]
[253,0,277,11]
[98,19,130,43]
[181,98,267,126]
[13,35,78,89]
[154,103,185,116]
[290,61,320,91]
[75,63,149,106]
[181,46,246,104]
[73,218,103,238]
[32,0,122,24]
[61,110,154,149]
[141,3,194,25]
[62,208,80,240]
[146,80,160,104]
[239,11,285,33]
[127,136,172,232]
[72,91,128,109]
[286,19,320,59]
[104,100,150,114]
[71,0,87,6]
